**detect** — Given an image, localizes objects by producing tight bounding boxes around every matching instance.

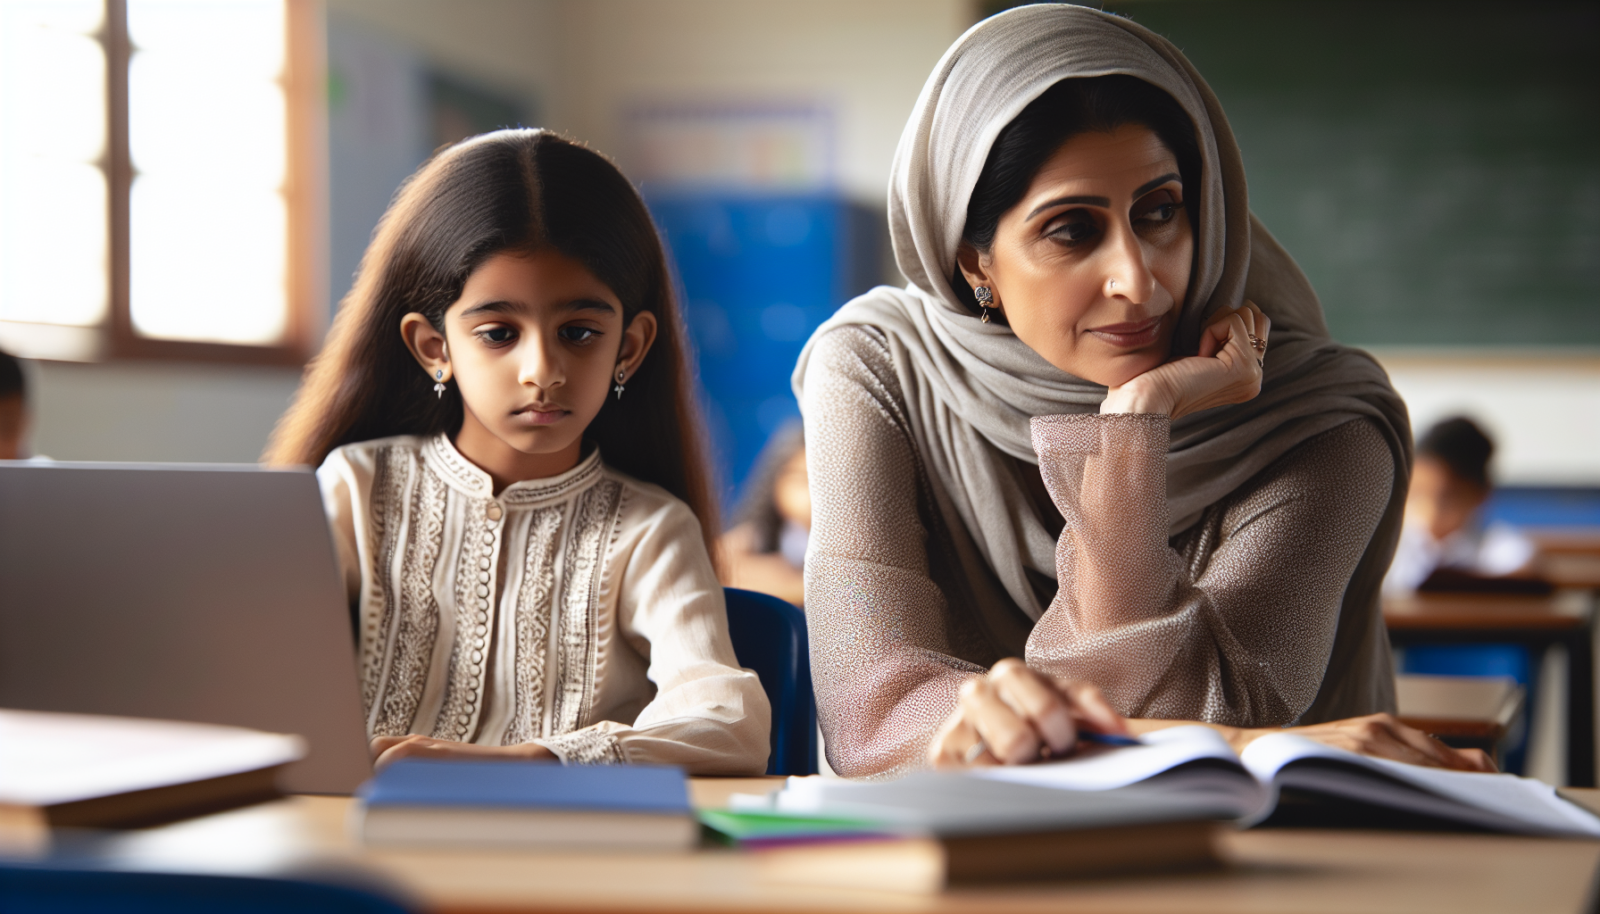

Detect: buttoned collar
[423,434,605,505]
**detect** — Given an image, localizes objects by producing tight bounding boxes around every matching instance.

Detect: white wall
[27,359,303,463]
[1376,352,1600,485]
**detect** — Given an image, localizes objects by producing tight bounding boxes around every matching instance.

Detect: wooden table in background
[1385,591,1597,787]
[12,781,1600,914]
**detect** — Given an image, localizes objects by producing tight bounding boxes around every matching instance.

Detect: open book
[972,725,1600,837]
[743,726,1600,839]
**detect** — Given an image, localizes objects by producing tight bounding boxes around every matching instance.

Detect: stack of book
[0,709,304,832]
[354,759,699,850]
[705,726,1600,892]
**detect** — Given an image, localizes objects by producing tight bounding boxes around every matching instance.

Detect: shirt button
[486,504,503,521]
[478,557,491,571]
[458,714,471,725]
[478,571,490,584]
[476,611,488,623]
[481,532,495,546]
[475,624,487,637]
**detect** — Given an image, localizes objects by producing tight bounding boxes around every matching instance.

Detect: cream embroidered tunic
[317,434,770,774]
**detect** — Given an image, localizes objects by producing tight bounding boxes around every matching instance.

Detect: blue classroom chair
[723,587,819,776]
[0,863,413,914]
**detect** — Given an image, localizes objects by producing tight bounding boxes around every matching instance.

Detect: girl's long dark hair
[266,129,719,553]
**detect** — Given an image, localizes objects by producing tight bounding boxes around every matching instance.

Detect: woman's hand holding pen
[1101,300,1270,421]
[928,658,1131,769]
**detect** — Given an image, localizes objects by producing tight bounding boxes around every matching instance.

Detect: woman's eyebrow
[1024,173,1184,221]
[1132,173,1182,199]
[1027,195,1111,219]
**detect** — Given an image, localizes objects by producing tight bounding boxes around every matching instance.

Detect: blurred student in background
[0,348,31,460]
[1384,416,1538,596]
[719,422,808,607]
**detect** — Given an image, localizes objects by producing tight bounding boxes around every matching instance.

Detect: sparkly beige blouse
[317,434,770,774]
[802,327,1395,778]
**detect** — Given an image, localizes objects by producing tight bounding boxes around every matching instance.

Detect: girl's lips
[1087,315,1164,349]
[511,406,569,426]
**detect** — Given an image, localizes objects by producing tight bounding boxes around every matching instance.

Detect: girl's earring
[433,368,447,399]
[613,366,628,401]
[974,286,994,324]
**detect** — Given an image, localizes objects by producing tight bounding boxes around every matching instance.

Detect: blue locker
[646,192,881,505]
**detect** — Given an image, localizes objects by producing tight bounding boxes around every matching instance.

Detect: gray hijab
[793,4,1411,633]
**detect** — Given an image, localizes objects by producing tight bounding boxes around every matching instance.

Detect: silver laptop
[0,461,373,794]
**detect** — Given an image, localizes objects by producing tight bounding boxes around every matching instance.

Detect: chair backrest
[723,588,818,776]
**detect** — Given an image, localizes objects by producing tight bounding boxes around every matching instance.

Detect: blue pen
[1076,731,1143,748]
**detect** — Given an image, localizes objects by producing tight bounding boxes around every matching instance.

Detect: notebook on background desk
[0,461,372,794]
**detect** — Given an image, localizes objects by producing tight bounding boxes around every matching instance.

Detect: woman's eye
[476,326,516,345]
[1133,190,1184,226]
[559,326,599,344]
[1046,211,1100,245]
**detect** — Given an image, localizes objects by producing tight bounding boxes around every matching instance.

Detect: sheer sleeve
[1026,413,1393,725]
[801,328,985,778]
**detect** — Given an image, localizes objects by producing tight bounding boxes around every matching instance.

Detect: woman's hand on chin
[928,658,1129,769]
[1101,300,1270,420]
[369,734,558,770]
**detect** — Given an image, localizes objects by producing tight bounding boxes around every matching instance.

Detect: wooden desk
[14,783,1600,914]
[1385,591,1597,787]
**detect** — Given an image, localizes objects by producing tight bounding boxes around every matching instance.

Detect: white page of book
[973,726,1239,790]
[970,726,1272,819]
[1240,733,1600,837]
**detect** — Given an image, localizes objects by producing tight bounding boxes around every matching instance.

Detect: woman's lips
[511,405,569,426]
[1087,315,1164,349]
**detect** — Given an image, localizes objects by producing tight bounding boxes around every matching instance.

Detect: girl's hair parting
[953,74,1201,315]
[266,129,719,551]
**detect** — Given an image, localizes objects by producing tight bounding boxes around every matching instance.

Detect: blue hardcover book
[356,760,696,849]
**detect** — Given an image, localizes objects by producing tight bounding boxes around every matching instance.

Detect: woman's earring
[974,286,994,324]
[433,368,447,399]
[613,366,627,401]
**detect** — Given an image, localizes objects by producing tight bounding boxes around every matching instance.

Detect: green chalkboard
[1063,1,1600,347]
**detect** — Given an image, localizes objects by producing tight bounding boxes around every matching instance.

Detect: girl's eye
[475,326,516,345]
[559,326,599,344]
[1133,189,1184,227]
[1045,210,1100,245]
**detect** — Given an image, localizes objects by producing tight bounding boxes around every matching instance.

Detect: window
[0,0,322,363]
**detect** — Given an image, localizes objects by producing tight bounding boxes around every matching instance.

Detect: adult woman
[796,5,1463,777]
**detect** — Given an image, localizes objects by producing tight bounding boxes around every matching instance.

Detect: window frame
[12,0,326,366]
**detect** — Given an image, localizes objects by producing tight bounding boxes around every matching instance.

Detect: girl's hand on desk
[370,735,558,770]
[1226,713,1497,772]
[928,658,1130,769]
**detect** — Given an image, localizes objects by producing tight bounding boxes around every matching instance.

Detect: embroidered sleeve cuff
[1031,413,1169,459]
[535,727,628,765]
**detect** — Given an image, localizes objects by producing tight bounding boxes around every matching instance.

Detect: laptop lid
[0,461,372,794]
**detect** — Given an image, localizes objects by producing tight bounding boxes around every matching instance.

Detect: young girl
[266,129,770,774]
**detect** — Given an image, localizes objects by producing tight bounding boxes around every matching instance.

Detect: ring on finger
[962,739,988,765]
[1247,333,1266,353]
[1256,357,1265,370]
